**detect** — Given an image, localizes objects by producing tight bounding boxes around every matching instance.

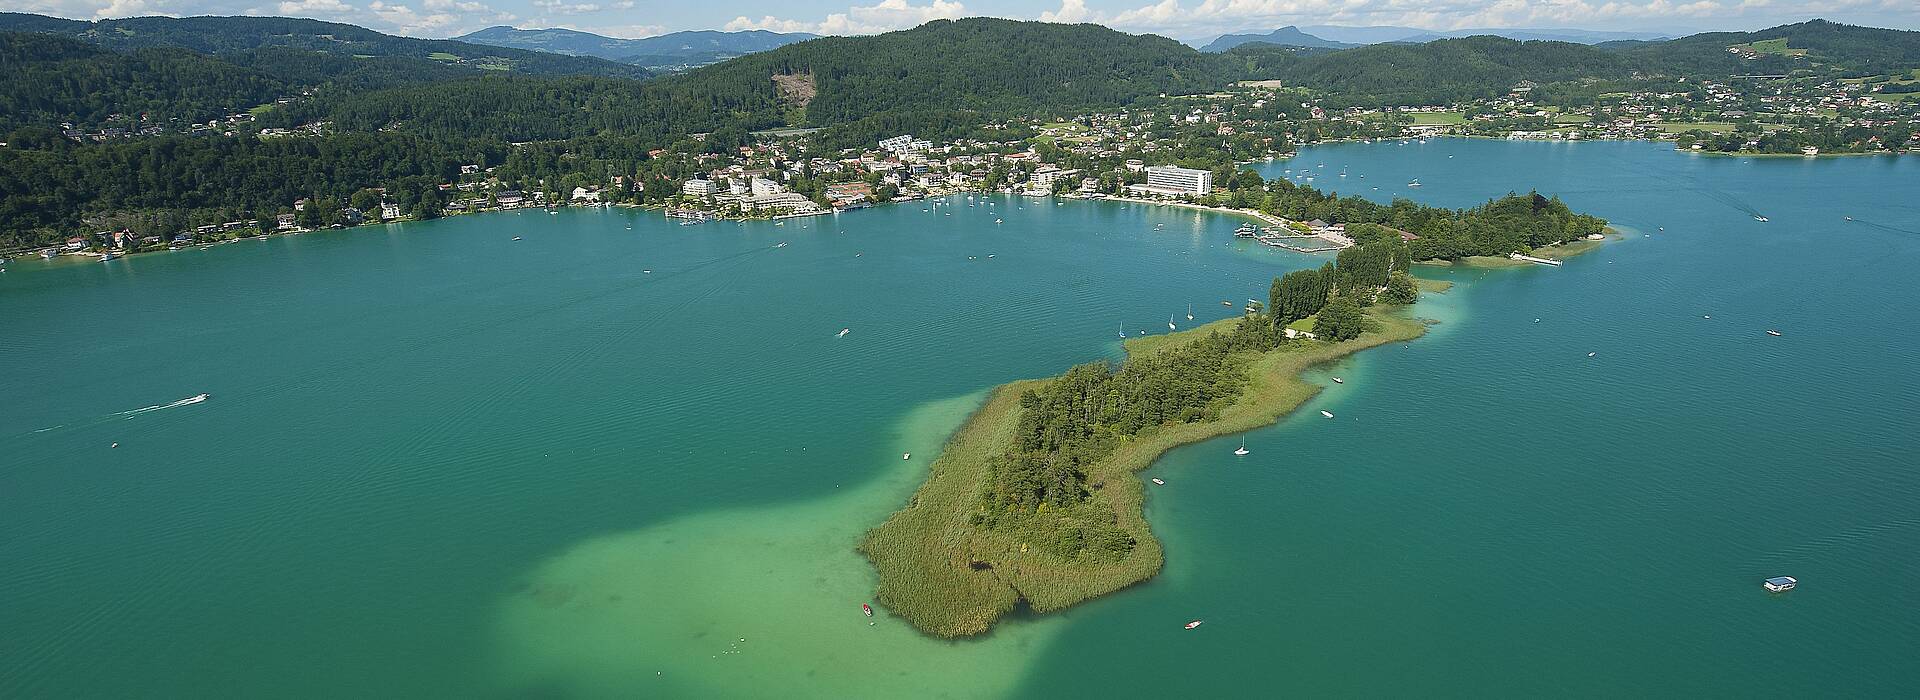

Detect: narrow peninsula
[861,195,1607,637]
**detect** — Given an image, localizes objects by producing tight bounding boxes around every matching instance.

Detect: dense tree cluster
[1209,178,1607,260]
[0,33,288,132]
[975,317,1288,557]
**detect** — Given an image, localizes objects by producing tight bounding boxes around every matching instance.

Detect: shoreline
[1418,228,1622,269]
[859,307,1428,637]
[1100,195,1287,228]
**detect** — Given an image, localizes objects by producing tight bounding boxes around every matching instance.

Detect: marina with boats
[1232,221,1353,254]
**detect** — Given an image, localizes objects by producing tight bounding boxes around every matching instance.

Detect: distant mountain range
[1200,27,1354,52]
[0,12,648,79]
[454,27,816,70]
[1295,25,1676,45]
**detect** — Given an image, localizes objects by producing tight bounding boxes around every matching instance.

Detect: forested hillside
[0,33,287,132]
[689,18,1228,125]
[271,18,1234,143]
[1613,20,1920,76]
[1262,36,1633,105]
[0,13,648,79]
[1,14,1910,251]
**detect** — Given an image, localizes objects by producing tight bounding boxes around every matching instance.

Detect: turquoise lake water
[3,139,1917,697]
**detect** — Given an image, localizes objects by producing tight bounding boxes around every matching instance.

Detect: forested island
[860,193,1605,636]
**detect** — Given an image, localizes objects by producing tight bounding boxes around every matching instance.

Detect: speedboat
[837,328,851,338]
[1407,180,1422,188]
[1331,377,1343,384]
[512,236,522,241]
[1753,215,1768,222]
[1184,620,1204,630]
[862,603,874,617]
[1762,576,1796,593]
[1766,330,1783,337]
[1320,410,1334,419]
[902,453,911,460]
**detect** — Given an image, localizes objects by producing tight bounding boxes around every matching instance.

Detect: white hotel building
[1140,165,1213,195]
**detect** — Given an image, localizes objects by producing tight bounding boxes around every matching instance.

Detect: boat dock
[1508,252,1563,266]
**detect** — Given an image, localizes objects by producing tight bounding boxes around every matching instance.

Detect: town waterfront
[3,139,1917,697]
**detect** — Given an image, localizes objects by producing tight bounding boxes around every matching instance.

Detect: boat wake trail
[1848,217,1920,237]
[108,393,210,418]
[1689,186,1765,220]
[23,393,209,437]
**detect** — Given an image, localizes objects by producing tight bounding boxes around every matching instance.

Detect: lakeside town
[13,65,1915,262]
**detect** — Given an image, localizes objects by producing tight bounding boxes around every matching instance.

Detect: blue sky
[9,0,1918,42]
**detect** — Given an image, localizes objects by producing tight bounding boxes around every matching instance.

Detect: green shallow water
[3,140,1917,697]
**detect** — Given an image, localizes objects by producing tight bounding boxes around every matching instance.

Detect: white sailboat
[1186,303,1194,321]
[1118,322,1127,340]
[1234,438,1249,456]
[1168,313,1177,331]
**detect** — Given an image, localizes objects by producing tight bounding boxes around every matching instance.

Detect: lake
[3,139,1916,697]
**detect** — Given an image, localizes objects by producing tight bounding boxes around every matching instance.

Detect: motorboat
[1763,576,1796,593]
[1766,330,1783,337]
[1320,410,1334,419]
[1184,620,1204,630]
[1331,377,1343,384]
[862,603,874,617]
[1151,478,1165,486]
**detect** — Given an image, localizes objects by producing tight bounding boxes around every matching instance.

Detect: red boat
[862,604,874,617]
[1184,620,1203,630]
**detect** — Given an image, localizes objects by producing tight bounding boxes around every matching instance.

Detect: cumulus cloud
[1038,0,1099,23]
[277,0,353,14]
[531,0,604,14]
[13,0,182,19]
[725,0,967,35]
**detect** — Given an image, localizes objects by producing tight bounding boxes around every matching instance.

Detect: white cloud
[725,0,967,35]
[356,0,515,36]
[15,0,182,19]
[1038,0,1100,24]
[277,0,353,14]
[517,20,666,38]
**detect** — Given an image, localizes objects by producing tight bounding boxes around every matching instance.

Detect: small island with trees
[859,191,1605,637]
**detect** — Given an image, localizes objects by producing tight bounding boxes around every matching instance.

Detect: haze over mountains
[1200,24,1677,51]
[453,26,816,70]
[1296,25,1677,45]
